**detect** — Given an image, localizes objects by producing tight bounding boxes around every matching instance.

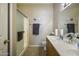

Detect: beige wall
[17,4,53,46]
[53,3,79,34]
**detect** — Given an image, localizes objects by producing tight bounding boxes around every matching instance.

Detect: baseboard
[29,45,43,47]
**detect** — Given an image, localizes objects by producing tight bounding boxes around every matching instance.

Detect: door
[0,3,9,56]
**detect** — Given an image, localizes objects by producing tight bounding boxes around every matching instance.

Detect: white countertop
[47,36,79,56]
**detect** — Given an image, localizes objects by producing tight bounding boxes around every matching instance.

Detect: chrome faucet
[60,35,63,40]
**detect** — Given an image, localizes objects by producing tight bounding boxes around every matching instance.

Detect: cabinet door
[46,38,59,56]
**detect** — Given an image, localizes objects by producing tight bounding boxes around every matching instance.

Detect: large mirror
[58,3,79,35]
[53,3,79,43]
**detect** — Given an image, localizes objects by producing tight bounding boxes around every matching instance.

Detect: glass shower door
[16,10,24,55]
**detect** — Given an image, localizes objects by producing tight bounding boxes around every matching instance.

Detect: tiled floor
[23,47,46,56]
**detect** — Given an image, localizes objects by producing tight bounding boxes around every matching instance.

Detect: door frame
[9,3,17,56]
[8,3,10,56]
[8,3,17,56]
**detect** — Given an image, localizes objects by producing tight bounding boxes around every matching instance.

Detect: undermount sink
[47,35,79,56]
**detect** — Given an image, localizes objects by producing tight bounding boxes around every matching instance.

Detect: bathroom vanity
[46,36,79,56]
[46,36,60,56]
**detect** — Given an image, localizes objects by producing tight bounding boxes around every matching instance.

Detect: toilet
[41,40,46,51]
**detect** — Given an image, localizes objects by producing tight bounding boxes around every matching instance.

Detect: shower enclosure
[16,9,29,55]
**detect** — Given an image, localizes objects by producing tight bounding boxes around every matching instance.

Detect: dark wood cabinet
[46,38,60,56]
